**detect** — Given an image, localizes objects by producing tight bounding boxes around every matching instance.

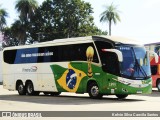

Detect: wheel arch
[25,80,33,87]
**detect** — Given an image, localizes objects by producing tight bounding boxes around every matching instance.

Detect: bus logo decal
[22,66,38,72]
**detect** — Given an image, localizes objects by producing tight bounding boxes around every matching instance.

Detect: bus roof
[93,35,142,45]
[3,35,142,50]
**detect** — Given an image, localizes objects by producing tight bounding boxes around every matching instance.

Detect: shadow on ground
[137,90,160,97]
[0,93,145,105]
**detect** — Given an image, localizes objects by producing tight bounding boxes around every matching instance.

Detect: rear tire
[26,81,39,96]
[116,94,128,99]
[17,82,26,95]
[88,82,103,99]
[157,80,160,92]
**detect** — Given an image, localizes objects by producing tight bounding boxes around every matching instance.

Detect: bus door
[101,52,120,94]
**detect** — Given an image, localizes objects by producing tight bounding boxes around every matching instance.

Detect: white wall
[0,51,2,82]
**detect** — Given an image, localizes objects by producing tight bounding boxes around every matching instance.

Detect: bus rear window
[3,50,17,64]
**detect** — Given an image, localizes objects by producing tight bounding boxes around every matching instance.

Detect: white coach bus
[2,36,157,99]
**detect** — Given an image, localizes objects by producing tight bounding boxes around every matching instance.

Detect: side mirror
[147,50,159,63]
[102,49,123,62]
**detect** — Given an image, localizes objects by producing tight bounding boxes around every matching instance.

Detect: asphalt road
[0,85,160,120]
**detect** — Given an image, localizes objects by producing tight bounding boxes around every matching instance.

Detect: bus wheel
[51,92,61,96]
[88,82,103,99]
[26,82,39,96]
[17,82,26,95]
[116,94,128,99]
[157,80,160,92]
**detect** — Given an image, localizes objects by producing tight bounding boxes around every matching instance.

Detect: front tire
[17,82,26,95]
[116,94,128,99]
[88,82,103,99]
[26,82,39,96]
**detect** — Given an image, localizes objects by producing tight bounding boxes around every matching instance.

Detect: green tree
[15,0,38,22]
[0,6,8,31]
[11,20,27,44]
[2,20,26,47]
[15,0,38,44]
[29,0,106,42]
[100,3,120,35]
[2,27,19,48]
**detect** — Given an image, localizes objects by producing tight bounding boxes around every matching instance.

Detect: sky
[0,0,160,44]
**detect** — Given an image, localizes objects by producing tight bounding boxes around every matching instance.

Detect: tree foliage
[0,6,8,31]
[15,0,38,22]
[13,0,38,44]
[3,0,107,46]
[29,0,106,42]
[2,27,19,48]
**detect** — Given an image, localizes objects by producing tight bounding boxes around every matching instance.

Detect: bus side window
[69,43,99,63]
[94,41,113,65]
[70,45,82,61]
[14,48,38,64]
[77,43,99,63]
[4,50,16,64]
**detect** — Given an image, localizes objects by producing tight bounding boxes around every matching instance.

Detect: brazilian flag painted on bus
[50,62,87,92]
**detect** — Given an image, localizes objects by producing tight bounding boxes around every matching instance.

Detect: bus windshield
[117,46,151,80]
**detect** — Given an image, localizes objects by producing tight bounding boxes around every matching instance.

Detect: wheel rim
[91,86,99,96]
[27,84,33,93]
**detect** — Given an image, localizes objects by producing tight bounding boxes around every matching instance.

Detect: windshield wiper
[131,48,148,79]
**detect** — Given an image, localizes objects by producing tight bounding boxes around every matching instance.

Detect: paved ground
[0,85,160,120]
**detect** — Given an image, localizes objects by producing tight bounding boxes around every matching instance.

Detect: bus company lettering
[22,66,38,72]
[21,52,53,58]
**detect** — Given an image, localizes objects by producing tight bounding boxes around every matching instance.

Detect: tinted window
[95,41,113,65]
[37,46,58,62]
[3,49,16,64]
[14,48,38,64]
[3,43,99,64]
[69,43,99,63]
[57,43,99,63]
